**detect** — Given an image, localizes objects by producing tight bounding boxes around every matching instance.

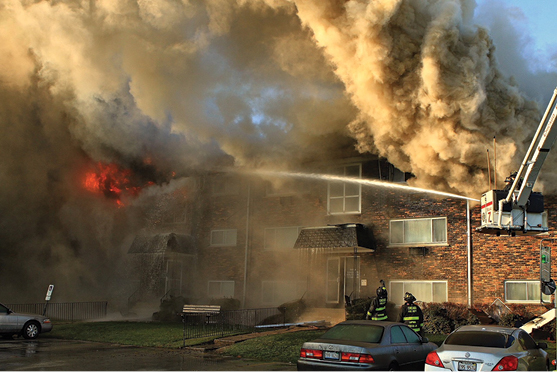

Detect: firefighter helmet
[404,292,416,303]
[376,286,387,297]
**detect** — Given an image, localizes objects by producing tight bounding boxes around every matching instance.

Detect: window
[210,229,237,246]
[212,176,240,195]
[505,280,550,303]
[389,217,447,246]
[261,280,307,305]
[264,227,302,251]
[208,281,235,298]
[328,164,361,215]
[390,280,447,306]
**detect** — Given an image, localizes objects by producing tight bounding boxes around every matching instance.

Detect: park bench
[181,305,221,324]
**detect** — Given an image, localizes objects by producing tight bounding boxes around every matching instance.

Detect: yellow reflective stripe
[376,306,386,311]
[404,316,420,320]
[372,315,388,320]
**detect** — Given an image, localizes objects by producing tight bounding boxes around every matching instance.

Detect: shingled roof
[294,223,375,253]
[128,233,196,255]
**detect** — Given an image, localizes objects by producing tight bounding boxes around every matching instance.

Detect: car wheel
[21,321,40,339]
[388,361,399,371]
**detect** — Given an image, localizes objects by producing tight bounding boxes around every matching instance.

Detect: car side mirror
[421,337,429,343]
[537,342,548,350]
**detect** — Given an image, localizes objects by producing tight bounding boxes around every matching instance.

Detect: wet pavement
[0,338,296,371]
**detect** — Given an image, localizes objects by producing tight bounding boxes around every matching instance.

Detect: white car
[0,303,53,339]
[425,324,548,371]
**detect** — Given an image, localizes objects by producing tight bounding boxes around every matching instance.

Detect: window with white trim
[210,229,237,247]
[389,217,447,246]
[208,280,235,298]
[264,227,302,251]
[505,280,551,303]
[261,280,307,306]
[328,164,361,215]
[390,280,448,306]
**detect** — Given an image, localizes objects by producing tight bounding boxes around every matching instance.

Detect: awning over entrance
[128,233,196,255]
[293,223,375,253]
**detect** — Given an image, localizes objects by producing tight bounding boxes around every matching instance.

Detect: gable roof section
[294,223,375,253]
[128,233,196,255]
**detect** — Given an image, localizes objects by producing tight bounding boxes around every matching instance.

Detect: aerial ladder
[477,87,557,236]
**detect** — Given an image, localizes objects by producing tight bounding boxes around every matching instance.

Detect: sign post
[43,284,54,316]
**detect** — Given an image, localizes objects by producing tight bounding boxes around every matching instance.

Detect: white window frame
[327,163,362,215]
[207,280,235,298]
[504,280,551,303]
[389,280,448,306]
[264,226,303,251]
[389,217,448,247]
[210,229,238,247]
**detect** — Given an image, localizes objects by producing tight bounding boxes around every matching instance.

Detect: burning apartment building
[1,0,557,321]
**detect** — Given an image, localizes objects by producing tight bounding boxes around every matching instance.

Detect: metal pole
[467,200,472,307]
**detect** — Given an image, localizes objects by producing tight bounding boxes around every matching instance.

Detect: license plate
[324,351,339,360]
[458,361,477,371]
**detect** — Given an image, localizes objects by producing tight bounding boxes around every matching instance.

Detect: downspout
[242,183,251,309]
[467,200,472,307]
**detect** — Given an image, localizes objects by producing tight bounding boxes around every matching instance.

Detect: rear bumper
[297,359,374,371]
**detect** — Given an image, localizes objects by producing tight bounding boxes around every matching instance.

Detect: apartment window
[505,280,551,303]
[212,176,240,195]
[208,280,235,298]
[390,280,448,306]
[328,164,362,215]
[210,229,237,246]
[389,217,447,246]
[264,227,302,251]
[261,280,307,305]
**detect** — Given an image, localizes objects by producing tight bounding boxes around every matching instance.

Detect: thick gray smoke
[0,0,555,301]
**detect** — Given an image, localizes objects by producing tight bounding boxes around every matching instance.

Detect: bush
[152,295,188,321]
[209,297,241,311]
[422,302,480,335]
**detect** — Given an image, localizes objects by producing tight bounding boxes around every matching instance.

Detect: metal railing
[7,302,108,322]
[182,307,283,342]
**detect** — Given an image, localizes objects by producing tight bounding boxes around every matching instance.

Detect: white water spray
[240,169,480,202]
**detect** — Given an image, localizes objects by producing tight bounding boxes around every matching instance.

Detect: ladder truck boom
[477,87,557,236]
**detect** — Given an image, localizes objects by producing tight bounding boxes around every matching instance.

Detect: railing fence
[7,302,108,322]
[182,307,283,342]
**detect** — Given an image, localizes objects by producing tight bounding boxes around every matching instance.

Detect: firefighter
[366,281,388,321]
[397,292,424,337]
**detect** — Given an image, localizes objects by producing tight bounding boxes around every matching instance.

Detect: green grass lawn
[44,321,557,368]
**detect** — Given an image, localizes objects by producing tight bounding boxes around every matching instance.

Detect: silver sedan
[0,303,53,339]
[425,324,548,371]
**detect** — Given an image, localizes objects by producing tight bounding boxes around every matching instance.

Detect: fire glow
[83,162,143,206]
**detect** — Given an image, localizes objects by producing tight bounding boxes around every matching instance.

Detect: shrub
[209,297,241,311]
[152,295,188,321]
[422,302,480,335]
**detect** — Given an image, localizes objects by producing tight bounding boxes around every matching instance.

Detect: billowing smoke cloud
[0,0,555,301]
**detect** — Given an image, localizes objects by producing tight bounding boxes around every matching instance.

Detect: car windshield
[320,324,384,343]
[445,331,514,348]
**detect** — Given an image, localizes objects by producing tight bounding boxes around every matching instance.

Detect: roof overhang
[294,223,375,253]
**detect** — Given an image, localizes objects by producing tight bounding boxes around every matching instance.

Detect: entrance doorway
[326,256,361,305]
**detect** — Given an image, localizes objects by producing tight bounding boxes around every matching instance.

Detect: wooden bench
[181,305,221,324]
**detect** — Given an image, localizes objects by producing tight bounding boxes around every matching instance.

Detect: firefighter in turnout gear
[366,280,388,321]
[397,292,424,337]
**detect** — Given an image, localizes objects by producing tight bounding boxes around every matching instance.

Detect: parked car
[297,320,437,370]
[425,324,549,371]
[0,302,53,339]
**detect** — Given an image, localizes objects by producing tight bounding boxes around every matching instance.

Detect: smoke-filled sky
[1,0,557,302]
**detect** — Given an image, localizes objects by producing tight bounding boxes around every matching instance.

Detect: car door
[517,330,546,370]
[0,304,19,333]
[399,325,429,369]
[390,325,414,369]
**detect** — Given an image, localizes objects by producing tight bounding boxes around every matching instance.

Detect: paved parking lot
[0,338,295,371]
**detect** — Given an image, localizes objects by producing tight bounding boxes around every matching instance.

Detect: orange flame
[83,162,141,206]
